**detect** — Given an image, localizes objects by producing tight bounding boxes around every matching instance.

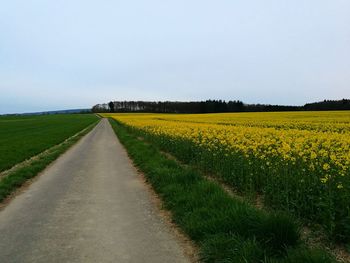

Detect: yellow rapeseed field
[103,111,350,241]
[105,112,350,179]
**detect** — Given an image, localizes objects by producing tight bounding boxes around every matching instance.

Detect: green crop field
[0,114,98,172]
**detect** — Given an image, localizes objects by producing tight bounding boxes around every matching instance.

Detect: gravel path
[0,118,190,263]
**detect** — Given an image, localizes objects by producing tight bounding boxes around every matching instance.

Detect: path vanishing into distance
[0,119,191,263]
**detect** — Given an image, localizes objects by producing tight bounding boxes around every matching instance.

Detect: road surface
[0,119,191,263]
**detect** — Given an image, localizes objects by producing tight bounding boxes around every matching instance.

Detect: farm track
[0,119,190,263]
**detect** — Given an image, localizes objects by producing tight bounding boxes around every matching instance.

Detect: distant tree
[304,99,350,111]
[108,101,115,112]
[91,99,349,113]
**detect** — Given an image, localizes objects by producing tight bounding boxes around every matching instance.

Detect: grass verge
[109,118,337,263]
[0,121,98,203]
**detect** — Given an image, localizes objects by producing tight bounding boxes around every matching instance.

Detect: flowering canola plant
[103,111,350,241]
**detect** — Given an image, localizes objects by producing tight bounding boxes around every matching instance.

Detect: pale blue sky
[0,0,349,113]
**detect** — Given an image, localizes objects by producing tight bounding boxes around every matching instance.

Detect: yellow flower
[102,111,350,189]
[310,152,317,159]
[320,175,329,184]
[323,163,330,171]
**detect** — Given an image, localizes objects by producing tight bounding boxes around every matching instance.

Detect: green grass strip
[109,118,337,263]
[0,121,99,203]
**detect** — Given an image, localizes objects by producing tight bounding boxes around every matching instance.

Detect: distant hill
[24,109,91,115]
[2,109,91,116]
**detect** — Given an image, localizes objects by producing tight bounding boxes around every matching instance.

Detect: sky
[0,1,349,114]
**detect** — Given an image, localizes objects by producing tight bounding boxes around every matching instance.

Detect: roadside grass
[109,118,337,263]
[0,121,98,203]
[0,114,98,172]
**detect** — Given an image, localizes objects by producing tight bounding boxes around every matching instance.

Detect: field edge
[0,120,100,204]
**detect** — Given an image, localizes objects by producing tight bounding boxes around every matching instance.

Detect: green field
[0,114,98,172]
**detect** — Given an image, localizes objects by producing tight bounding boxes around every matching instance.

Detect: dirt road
[0,119,191,263]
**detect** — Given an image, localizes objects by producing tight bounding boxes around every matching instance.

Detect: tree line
[92,99,350,113]
[93,100,245,113]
